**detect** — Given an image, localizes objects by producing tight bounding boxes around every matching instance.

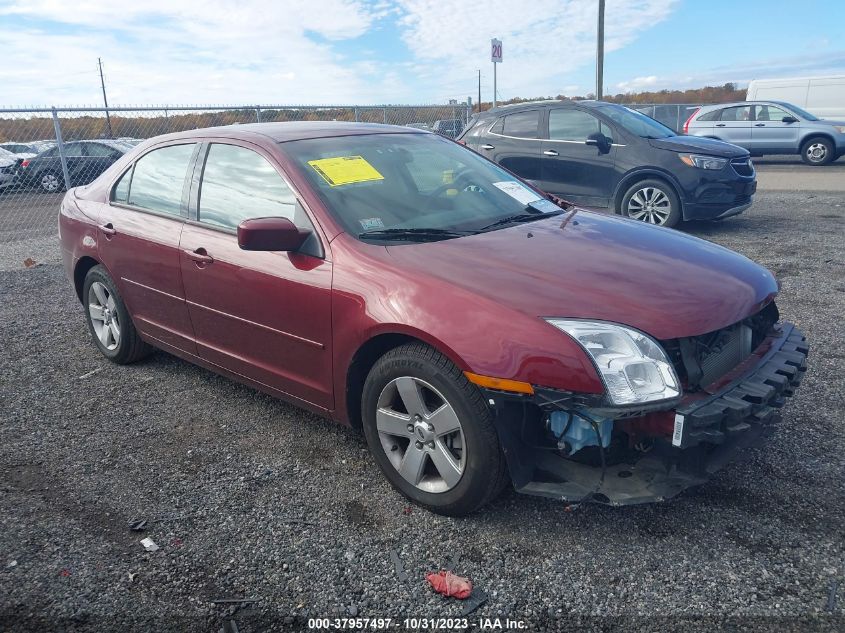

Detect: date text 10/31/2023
[307,617,529,630]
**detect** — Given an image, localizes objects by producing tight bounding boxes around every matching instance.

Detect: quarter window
[127,144,195,216]
[198,144,297,230]
[111,167,132,203]
[501,111,539,138]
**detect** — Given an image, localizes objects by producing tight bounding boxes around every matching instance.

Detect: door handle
[99,223,116,236]
[716,123,726,127]
[754,123,765,127]
[480,144,495,150]
[543,149,559,156]
[184,248,214,265]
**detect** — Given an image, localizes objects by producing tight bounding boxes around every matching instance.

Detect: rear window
[127,144,196,216]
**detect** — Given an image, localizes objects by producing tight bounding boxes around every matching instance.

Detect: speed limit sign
[491,38,502,63]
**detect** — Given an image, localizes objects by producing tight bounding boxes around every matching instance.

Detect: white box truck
[746,75,845,119]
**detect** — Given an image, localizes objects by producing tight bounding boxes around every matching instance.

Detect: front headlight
[678,153,728,170]
[546,319,681,406]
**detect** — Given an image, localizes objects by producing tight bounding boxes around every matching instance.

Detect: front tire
[361,343,508,516]
[619,179,681,227]
[800,137,834,166]
[82,265,151,364]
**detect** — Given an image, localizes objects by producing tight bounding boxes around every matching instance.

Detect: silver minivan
[685,100,845,165]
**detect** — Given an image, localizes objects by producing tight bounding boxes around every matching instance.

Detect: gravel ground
[1,191,844,632]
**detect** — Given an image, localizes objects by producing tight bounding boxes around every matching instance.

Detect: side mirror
[585,132,611,153]
[782,116,798,124]
[237,217,310,252]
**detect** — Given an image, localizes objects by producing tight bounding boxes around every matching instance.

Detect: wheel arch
[344,330,468,430]
[73,255,101,302]
[800,132,836,150]
[612,169,685,217]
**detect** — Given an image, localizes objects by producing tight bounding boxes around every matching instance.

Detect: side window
[128,144,195,216]
[490,117,504,134]
[754,105,790,122]
[502,111,540,139]
[697,109,721,122]
[111,167,132,203]
[198,144,297,230]
[548,109,601,141]
[62,144,85,158]
[86,143,120,158]
[719,106,753,122]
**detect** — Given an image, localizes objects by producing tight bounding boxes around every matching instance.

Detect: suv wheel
[361,343,509,516]
[619,179,681,227]
[800,137,834,166]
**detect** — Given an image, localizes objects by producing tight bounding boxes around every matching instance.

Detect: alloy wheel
[88,281,121,351]
[375,376,465,493]
[626,186,671,225]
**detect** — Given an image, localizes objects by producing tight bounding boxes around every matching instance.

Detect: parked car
[0,147,23,191]
[746,75,845,120]
[685,100,845,166]
[21,140,129,192]
[458,100,756,228]
[432,119,464,138]
[59,122,807,515]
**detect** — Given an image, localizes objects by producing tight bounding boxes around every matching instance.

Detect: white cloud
[616,75,660,92]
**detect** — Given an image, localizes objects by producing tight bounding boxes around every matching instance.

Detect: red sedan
[59,122,807,515]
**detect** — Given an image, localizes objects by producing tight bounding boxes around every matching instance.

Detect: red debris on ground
[23,258,36,268]
[59,569,71,577]
[402,506,412,515]
[425,570,472,599]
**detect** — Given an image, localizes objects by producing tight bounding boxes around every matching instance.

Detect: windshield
[781,103,819,121]
[282,133,561,242]
[597,105,676,138]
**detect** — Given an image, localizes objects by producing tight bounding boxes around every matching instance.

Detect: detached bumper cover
[488,323,808,506]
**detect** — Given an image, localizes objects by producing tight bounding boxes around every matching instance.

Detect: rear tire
[39,171,64,193]
[82,265,152,364]
[800,137,834,166]
[619,179,681,227]
[361,343,509,516]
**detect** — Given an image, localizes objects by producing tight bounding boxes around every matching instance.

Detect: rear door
[482,109,543,185]
[97,142,198,353]
[751,104,801,153]
[714,105,753,148]
[178,141,333,409]
[538,107,617,206]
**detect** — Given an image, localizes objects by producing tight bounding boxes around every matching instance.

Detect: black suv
[458,100,757,227]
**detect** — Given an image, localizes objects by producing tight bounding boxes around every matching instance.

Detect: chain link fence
[0,104,472,243]
[625,103,702,132]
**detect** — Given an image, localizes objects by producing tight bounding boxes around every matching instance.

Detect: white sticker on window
[359,217,385,230]
[672,414,685,447]
[493,181,542,205]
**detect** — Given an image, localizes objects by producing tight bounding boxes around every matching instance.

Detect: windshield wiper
[478,205,563,232]
[358,227,477,242]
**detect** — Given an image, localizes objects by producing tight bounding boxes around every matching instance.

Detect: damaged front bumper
[485,323,808,506]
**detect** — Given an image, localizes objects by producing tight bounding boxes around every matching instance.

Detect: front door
[178,142,333,410]
[97,142,199,353]
[539,107,617,207]
[751,104,801,153]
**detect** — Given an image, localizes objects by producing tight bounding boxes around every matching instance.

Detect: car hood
[649,135,749,158]
[385,210,777,340]
[816,119,845,127]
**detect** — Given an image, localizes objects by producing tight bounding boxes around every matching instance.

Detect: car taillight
[682,108,700,134]
[457,140,466,145]
[21,159,30,168]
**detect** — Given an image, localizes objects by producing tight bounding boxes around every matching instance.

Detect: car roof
[139,121,430,145]
[477,99,610,118]
[697,101,797,113]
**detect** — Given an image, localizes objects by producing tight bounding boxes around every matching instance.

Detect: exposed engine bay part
[484,321,807,506]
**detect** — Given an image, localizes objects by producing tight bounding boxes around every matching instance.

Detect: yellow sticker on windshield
[308,156,384,187]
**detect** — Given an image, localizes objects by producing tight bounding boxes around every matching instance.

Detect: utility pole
[477,69,481,113]
[98,57,113,138]
[596,0,605,100]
